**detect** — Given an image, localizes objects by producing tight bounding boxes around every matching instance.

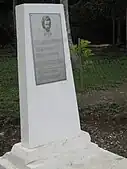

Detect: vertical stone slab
[16,4,81,148]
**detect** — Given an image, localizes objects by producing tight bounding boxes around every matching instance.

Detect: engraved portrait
[42,16,52,36]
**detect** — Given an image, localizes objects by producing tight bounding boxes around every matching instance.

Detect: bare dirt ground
[77,83,127,106]
[78,83,127,157]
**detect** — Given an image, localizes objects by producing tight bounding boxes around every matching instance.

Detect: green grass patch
[74,56,127,91]
[0,57,19,117]
[1,53,127,116]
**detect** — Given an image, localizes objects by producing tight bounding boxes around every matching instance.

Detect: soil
[78,83,127,157]
[0,84,127,157]
[80,103,127,158]
[0,115,20,156]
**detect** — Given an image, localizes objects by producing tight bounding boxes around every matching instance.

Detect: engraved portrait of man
[42,16,52,36]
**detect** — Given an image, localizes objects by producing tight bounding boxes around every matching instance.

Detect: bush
[71,39,94,91]
[70,39,94,64]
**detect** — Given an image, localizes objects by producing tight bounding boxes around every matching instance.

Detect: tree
[60,0,83,65]
[81,0,127,46]
[60,0,73,47]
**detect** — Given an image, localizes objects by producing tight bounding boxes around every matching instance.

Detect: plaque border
[29,13,67,86]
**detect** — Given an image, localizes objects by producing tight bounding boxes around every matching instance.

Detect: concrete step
[0,143,127,169]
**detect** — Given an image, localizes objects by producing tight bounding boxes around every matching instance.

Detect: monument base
[0,131,127,169]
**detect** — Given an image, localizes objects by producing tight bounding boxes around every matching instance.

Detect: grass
[74,56,127,91]
[0,56,19,117]
[1,51,127,116]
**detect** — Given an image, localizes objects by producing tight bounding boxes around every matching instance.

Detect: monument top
[16,4,81,149]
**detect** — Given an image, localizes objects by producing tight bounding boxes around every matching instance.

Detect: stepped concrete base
[0,131,127,169]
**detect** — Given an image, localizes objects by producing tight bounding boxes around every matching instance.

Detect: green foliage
[74,54,127,92]
[71,39,94,62]
[71,39,94,91]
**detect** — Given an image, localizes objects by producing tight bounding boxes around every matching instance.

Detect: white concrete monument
[0,3,127,169]
[0,3,90,169]
[15,3,88,149]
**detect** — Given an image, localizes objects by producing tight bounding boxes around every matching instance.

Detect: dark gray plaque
[29,13,66,85]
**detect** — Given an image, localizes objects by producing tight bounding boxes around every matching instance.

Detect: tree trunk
[112,7,116,45]
[112,17,115,45]
[78,38,84,91]
[13,0,16,32]
[126,8,127,50]
[12,0,17,52]
[116,18,121,45]
[112,8,115,45]
[60,0,78,67]
[60,0,73,47]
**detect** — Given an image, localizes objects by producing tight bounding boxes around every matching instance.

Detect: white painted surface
[0,138,127,169]
[16,4,81,148]
[1,131,91,168]
[7,131,91,165]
